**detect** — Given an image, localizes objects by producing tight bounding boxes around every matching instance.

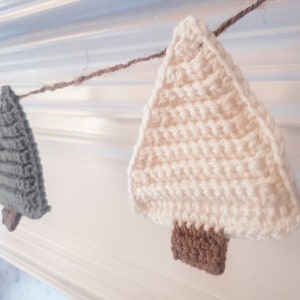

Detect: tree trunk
[171,222,229,275]
[2,208,22,231]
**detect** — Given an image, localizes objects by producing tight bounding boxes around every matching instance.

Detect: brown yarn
[18,0,266,99]
[18,49,167,99]
[2,208,22,232]
[171,222,229,275]
[213,0,267,36]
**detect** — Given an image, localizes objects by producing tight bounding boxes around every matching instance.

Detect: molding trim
[0,222,215,300]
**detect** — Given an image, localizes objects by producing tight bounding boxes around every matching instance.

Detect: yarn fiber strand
[18,0,267,99]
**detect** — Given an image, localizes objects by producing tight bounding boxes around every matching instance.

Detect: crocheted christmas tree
[0,86,50,231]
[128,16,300,275]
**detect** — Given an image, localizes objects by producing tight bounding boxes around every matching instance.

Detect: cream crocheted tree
[128,16,300,275]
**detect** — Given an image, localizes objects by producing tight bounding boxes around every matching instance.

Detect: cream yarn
[128,16,300,240]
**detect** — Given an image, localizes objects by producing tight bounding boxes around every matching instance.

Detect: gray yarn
[0,86,50,219]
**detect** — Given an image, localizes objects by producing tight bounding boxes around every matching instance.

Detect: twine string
[19,0,267,99]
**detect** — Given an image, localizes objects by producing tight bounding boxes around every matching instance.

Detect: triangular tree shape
[0,86,50,231]
[128,16,299,274]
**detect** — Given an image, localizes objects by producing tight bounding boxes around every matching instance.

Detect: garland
[19,0,267,99]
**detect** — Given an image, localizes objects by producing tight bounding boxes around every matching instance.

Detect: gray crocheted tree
[0,86,50,231]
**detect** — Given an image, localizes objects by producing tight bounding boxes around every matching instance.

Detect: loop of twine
[19,0,267,99]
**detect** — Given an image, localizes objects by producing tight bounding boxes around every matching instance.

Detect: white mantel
[0,1,299,299]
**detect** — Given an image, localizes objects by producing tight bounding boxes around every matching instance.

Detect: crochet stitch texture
[128,16,300,240]
[0,86,50,219]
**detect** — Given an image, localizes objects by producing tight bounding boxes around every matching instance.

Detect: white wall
[0,1,299,299]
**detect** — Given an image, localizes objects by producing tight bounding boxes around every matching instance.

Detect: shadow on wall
[0,258,67,300]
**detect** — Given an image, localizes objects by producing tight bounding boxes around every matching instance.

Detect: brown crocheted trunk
[2,208,22,231]
[171,222,229,275]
